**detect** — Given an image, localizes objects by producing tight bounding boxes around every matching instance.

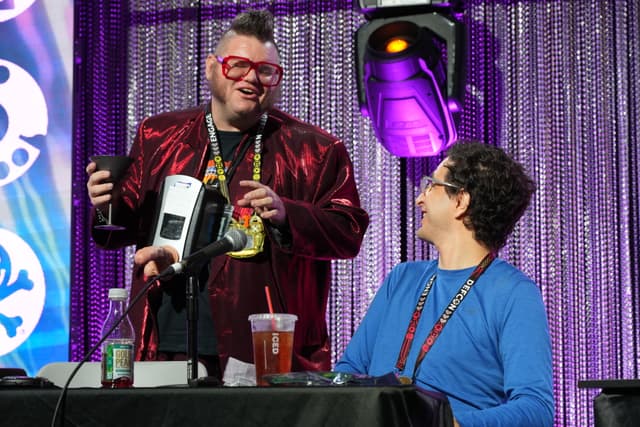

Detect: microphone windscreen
[226,228,248,251]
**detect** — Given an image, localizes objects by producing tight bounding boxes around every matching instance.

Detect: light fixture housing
[356,12,464,157]
[358,0,459,15]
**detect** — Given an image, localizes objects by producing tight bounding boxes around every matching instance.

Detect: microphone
[159,228,247,277]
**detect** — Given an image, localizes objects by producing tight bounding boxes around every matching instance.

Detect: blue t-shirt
[335,259,554,427]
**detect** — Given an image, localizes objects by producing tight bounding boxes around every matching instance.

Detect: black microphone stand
[185,272,199,382]
[184,267,224,388]
[170,225,244,387]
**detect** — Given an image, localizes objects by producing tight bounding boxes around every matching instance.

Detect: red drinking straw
[264,285,277,330]
[264,286,274,314]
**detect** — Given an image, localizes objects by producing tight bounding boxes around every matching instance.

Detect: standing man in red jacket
[86,9,368,380]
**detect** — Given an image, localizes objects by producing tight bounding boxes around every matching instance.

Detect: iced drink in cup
[248,313,297,386]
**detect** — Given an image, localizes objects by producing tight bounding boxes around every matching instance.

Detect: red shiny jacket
[92,105,369,372]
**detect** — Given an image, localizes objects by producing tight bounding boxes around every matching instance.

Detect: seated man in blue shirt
[335,141,553,427]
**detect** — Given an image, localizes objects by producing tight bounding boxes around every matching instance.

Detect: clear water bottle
[100,288,135,388]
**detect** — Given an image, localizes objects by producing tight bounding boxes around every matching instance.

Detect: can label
[103,342,133,380]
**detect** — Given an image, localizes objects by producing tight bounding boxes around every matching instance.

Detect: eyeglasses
[216,55,283,87]
[419,175,462,194]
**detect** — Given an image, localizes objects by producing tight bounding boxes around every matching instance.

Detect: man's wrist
[267,220,292,249]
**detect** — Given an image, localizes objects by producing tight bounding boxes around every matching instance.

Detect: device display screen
[159,213,185,240]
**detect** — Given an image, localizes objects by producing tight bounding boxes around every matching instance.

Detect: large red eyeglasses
[216,55,283,87]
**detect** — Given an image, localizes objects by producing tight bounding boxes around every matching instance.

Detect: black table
[578,379,640,427]
[0,385,453,427]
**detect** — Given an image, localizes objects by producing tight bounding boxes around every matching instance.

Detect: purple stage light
[356,13,464,157]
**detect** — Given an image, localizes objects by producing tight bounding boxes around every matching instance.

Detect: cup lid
[248,313,298,322]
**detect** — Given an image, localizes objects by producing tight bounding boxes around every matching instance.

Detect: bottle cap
[108,288,128,300]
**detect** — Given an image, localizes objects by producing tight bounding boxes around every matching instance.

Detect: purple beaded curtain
[71,2,131,361]
[71,1,640,426]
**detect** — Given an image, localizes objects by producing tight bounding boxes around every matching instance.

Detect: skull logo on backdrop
[0,60,47,187]
[0,229,45,356]
[0,0,37,23]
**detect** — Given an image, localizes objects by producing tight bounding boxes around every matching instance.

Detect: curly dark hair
[224,9,276,45]
[442,141,536,251]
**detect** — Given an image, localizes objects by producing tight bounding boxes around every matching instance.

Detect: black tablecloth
[0,385,453,427]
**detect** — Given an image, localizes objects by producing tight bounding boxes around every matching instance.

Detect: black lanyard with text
[203,103,267,201]
[395,252,496,382]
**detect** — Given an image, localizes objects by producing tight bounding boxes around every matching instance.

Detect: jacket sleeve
[91,119,148,249]
[279,139,369,260]
[91,109,206,250]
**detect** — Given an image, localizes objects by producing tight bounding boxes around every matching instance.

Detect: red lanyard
[395,252,496,382]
